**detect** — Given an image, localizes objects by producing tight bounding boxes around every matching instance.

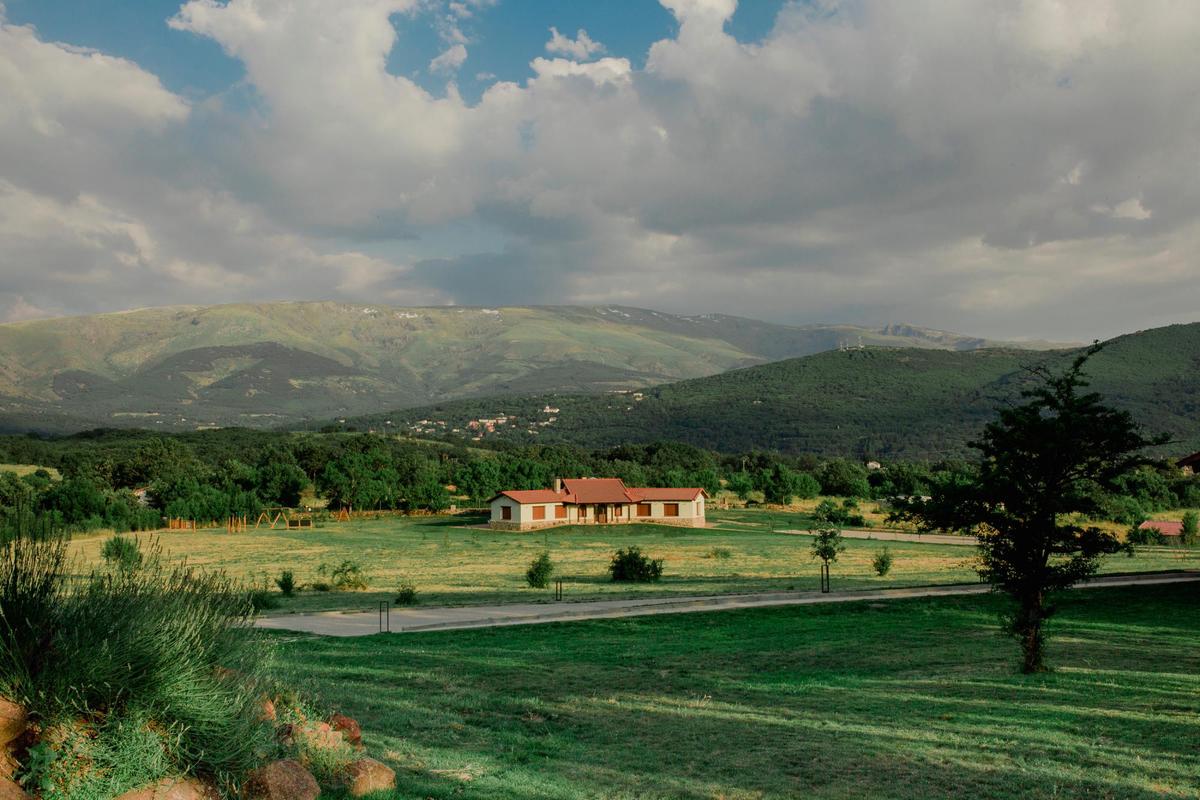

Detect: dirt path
[255,571,1199,638]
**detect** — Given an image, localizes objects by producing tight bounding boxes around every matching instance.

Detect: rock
[114,777,219,800]
[0,699,25,748]
[297,721,345,751]
[328,713,362,747]
[0,778,29,800]
[242,759,319,800]
[0,751,17,781]
[339,758,396,797]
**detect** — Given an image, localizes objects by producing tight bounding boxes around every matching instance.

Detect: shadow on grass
[272,584,1200,800]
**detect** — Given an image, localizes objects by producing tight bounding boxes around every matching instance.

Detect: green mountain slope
[0,302,1059,433]
[346,323,1200,459]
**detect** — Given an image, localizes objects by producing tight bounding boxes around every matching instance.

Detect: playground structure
[254,507,315,530]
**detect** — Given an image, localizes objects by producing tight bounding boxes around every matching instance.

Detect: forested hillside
[341,323,1200,460]
[0,302,1064,433]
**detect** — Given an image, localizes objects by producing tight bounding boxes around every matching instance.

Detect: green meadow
[68,513,1200,613]
[271,582,1200,799]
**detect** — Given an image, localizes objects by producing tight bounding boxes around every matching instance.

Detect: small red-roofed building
[1138,520,1183,538]
[489,477,707,530]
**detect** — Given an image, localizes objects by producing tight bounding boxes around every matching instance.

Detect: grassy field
[0,462,60,479]
[270,583,1200,799]
[68,512,1200,613]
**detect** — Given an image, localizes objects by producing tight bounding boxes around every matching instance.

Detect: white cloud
[1,0,1200,340]
[545,27,605,60]
[429,43,467,73]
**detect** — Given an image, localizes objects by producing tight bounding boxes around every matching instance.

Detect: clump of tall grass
[0,521,275,796]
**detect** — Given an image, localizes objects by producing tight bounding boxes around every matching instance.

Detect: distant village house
[1138,520,1182,538]
[489,478,707,530]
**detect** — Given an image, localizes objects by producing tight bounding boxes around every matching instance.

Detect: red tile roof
[490,478,707,506]
[630,487,707,501]
[495,489,566,504]
[1139,520,1183,536]
[561,478,637,504]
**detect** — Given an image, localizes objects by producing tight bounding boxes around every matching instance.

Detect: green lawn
[271,583,1200,799]
[70,513,1200,613]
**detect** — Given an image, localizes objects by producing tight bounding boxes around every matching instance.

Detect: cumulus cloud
[546,27,605,60]
[1,0,1199,341]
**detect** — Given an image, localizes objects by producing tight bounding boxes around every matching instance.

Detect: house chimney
[553,477,563,493]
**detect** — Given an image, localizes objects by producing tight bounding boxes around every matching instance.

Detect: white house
[488,477,707,530]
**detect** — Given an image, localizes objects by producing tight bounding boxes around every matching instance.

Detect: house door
[597,505,608,524]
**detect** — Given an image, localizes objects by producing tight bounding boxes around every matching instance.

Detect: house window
[664,503,679,517]
[501,506,512,521]
[555,505,567,519]
[637,503,651,517]
[532,506,546,521]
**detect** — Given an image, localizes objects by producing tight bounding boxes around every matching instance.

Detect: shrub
[0,526,274,793]
[813,498,867,528]
[703,547,732,560]
[100,535,142,571]
[609,547,664,582]
[319,560,368,591]
[872,547,894,576]
[394,582,418,606]
[525,552,554,589]
[275,569,296,597]
[1127,523,1164,545]
[248,587,280,612]
[310,580,331,592]
[1182,511,1198,546]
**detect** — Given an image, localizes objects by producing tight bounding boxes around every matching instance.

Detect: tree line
[0,422,1196,536]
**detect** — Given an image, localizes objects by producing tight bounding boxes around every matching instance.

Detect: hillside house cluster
[489,478,707,530]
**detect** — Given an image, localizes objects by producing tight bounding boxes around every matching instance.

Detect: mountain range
[339,322,1200,460]
[0,302,1066,434]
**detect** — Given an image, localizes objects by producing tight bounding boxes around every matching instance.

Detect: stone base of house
[488,520,563,531]
[489,518,705,531]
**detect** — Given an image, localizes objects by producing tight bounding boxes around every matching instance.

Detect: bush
[275,569,296,597]
[247,585,279,609]
[0,525,274,793]
[1182,511,1198,546]
[813,498,867,528]
[310,580,331,592]
[319,560,368,591]
[703,547,732,560]
[525,552,554,589]
[872,547,894,576]
[609,547,664,582]
[100,535,142,571]
[1127,522,1164,545]
[394,582,418,606]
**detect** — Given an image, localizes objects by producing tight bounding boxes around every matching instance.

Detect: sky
[0,0,1197,341]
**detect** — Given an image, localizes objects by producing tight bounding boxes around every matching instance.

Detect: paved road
[779,528,980,546]
[255,571,1200,638]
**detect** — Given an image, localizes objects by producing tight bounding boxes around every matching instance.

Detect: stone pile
[0,695,395,800]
